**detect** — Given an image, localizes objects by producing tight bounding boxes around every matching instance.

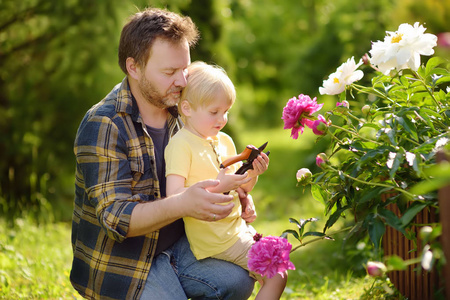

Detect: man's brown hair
[118,8,199,74]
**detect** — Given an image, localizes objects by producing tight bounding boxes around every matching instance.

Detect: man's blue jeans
[141,234,255,299]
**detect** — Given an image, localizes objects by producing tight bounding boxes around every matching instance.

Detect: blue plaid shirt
[70,77,182,299]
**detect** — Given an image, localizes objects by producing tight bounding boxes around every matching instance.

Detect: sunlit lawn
[0,219,388,300]
[0,127,399,299]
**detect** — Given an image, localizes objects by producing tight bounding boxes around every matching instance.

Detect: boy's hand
[208,167,251,194]
[237,188,257,223]
[247,152,269,178]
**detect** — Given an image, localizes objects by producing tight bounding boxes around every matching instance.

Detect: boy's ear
[126,57,140,80]
[180,100,191,116]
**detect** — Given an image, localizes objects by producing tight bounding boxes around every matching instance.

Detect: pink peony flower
[282,94,323,139]
[247,235,295,279]
[311,114,329,135]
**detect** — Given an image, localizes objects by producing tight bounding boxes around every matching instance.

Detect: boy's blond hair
[180,61,236,116]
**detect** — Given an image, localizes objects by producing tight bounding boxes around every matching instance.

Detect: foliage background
[1,0,449,297]
[4,0,449,223]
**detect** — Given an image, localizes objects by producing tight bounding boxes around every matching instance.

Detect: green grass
[0,218,82,299]
[0,218,400,300]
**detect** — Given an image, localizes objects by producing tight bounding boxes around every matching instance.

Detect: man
[70,7,256,300]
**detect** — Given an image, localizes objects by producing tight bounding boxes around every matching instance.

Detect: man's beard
[139,75,180,109]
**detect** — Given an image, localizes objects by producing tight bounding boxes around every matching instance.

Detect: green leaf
[345,221,363,240]
[410,163,450,194]
[378,207,406,235]
[289,218,301,228]
[358,149,385,166]
[368,215,385,250]
[324,205,348,231]
[396,116,418,141]
[389,150,404,179]
[400,202,428,227]
[425,56,446,77]
[386,128,397,146]
[360,122,381,133]
[311,184,326,205]
[358,187,391,203]
[282,229,300,241]
[302,231,326,238]
[436,75,450,85]
[386,255,407,271]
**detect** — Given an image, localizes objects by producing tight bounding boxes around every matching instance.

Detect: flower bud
[316,153,329,168]
[366,261,387,277]
[362,53,370,65]
[336,100,350,109]
[361,104,371,115]
[296,168,312,184]
[311,115,330,135]
[335,100,350,113]
[419,226,433,241]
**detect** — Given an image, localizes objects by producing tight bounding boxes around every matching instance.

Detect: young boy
[164,61,287,299]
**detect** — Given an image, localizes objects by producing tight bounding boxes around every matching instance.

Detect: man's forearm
[127,194,184,237]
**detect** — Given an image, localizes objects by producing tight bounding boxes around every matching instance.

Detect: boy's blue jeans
[142,234,255,299]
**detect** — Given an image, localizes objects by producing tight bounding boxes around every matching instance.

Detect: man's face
[138,38,191,109]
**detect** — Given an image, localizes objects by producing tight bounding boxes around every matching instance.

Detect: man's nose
[175,71,187,87]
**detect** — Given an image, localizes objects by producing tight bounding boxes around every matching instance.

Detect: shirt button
[137,285,142,289]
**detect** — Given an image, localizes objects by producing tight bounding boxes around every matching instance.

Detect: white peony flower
[319,56,364,95]
[421,245,433,271]
[369,22,437,75]
[405,152,416,166]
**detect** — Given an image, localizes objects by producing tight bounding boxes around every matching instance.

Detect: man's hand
[182,180,235,221]
[237,188,257,223]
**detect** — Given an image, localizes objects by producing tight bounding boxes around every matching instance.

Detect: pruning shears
[220,142,270,174]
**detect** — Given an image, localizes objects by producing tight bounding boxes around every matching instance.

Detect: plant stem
[412,71,441,108]
[326,165,416,199]
[351,83,400,106]
[290,226,352,253]
[330,124,382,145]
[341,111,366,124]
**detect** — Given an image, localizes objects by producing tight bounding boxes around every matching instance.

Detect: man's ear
[180,100,192,116]
[126,57,140,80]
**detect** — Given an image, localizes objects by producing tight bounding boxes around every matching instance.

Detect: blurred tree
[0,0,123,224]
[225,0,394,129]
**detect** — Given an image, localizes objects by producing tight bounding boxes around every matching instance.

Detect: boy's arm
[166,174,187,196]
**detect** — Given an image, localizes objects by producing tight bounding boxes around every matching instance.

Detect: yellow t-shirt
[164,127,248,259]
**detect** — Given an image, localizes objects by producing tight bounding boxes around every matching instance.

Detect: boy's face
[138,38,190,109]
[183,90,232,139]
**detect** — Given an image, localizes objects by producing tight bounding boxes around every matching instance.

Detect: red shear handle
[220,146,253,168]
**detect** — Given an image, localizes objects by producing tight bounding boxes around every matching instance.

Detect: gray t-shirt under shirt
[146,123,184,255]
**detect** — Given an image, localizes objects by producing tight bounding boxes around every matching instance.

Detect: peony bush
[281,22,450,279]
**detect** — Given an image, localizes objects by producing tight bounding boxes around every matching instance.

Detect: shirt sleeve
[74,114,140,242]
[164,135,192,180]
